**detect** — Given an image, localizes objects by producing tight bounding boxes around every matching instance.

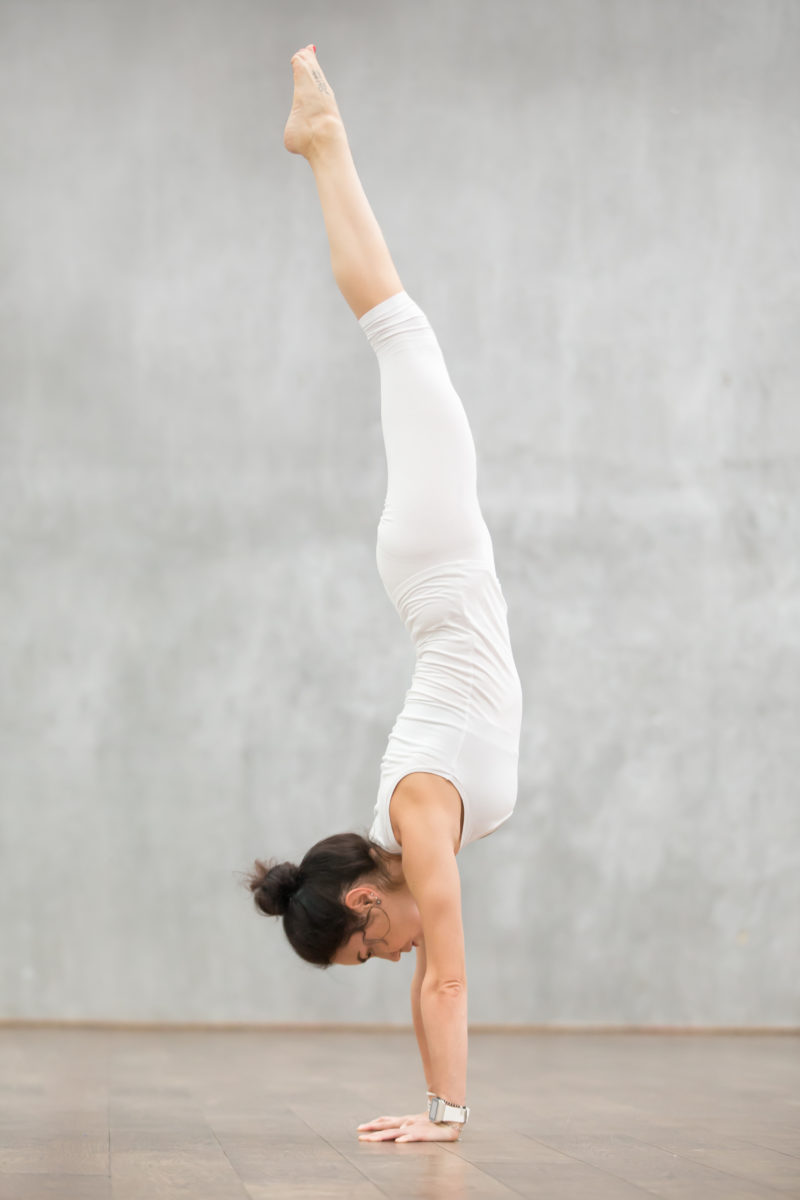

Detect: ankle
[306,115,348,163]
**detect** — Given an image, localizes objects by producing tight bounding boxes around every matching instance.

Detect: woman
[247,45,523,1144]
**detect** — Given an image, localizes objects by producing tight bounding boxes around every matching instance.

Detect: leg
[359,293,494,598]
[285,47,494,597]
[284,45,403,319]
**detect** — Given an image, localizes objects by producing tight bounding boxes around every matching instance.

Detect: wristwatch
[428,1095,470,1125]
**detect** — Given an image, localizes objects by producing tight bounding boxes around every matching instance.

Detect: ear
[343,885,373,911]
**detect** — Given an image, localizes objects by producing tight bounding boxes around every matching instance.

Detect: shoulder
[389,772,464,855]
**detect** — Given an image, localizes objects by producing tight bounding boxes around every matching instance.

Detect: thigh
[373,317,494,594]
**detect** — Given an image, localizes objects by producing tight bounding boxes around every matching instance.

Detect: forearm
[410,971,434,1090]
[420,982,468,1106]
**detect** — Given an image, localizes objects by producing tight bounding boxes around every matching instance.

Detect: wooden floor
[0,1028,798,1199]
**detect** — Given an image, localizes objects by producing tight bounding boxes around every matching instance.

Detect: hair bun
[249,859,301,917]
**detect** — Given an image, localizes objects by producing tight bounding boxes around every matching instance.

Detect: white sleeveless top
[369,559,523,854]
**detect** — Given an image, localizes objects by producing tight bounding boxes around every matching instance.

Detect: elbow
[424,977,467,999]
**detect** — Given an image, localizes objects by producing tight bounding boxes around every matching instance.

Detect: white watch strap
[428,1096,470,1124]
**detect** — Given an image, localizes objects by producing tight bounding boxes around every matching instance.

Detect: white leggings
[359,290,522,852]
[358,290,495,600]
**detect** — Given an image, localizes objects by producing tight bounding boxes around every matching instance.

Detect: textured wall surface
[1,0,798,1026]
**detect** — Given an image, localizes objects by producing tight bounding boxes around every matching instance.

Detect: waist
[384,694,522,759]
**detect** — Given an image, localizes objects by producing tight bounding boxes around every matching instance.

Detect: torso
[388,772,464,855]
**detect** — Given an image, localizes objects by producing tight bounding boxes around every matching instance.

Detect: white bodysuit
[359,292,523,855]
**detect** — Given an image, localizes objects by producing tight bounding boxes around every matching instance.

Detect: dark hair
[245,832,402,967]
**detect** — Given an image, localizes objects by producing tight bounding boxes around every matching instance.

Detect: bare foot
[284,45,344,157]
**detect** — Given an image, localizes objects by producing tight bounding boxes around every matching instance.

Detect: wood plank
[0,1028,110,1177]
[713,1121,800,1161]
[451,1158,663,1199]
[442,1117,663,1196]
[109,1085,250,1200]
[531,1132,790,1198]
[108,1152,249,1200]
[208,1112,385,1198]
[635,1122,800,1192]
[0,1137,109,1176]
[244,1182,384,1200]
[0,1176,111,1199]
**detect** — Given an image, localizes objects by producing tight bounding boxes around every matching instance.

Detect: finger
[358,1128,401,1141]
[397,1125,457,1143]
[357,1117,397,1130]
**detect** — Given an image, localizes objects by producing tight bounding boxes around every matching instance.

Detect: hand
[357,1113,460,1142]
[357,1111,427,1135]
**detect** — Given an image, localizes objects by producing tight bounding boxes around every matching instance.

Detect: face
[331,880,423,966]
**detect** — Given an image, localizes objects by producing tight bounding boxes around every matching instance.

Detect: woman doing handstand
[247,45,523,1144]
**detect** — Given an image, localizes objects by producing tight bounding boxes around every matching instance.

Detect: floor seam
[288,1104,393,1198]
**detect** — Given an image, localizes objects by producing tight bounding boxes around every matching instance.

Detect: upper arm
[400,796,466,992]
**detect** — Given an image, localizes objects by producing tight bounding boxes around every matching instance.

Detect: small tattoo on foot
[311,68,331,95]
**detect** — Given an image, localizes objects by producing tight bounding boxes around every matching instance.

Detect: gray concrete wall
[1,0,798,1026]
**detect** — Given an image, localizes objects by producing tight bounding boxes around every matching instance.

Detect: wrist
[427,1095,470,1125]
